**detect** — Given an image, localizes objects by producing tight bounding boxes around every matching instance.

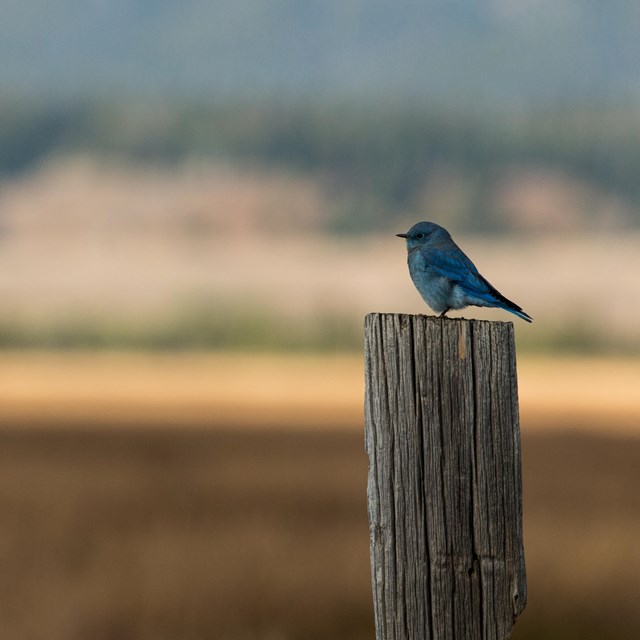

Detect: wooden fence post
[364,313,526,640]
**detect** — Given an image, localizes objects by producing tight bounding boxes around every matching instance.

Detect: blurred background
[0,1,639,639]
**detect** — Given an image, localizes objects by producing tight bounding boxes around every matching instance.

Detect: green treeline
[2,99,640,232]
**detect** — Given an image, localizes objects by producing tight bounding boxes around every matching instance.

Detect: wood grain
[365,313,526,640]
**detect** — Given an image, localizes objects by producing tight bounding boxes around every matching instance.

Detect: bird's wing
[424,243,532,321]
[427,245,524,308]
[425,245,487,292]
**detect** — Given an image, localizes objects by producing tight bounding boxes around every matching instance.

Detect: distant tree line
[1,98,639,233]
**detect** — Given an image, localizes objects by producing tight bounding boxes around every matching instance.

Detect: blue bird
[397,221,532,323]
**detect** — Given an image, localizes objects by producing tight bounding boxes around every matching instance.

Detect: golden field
[0,352,638,436]
[0,352,638,639]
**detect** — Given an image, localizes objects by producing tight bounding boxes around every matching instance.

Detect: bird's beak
[396,233,407,238]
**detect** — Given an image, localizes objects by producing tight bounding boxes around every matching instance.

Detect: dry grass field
[0,427,637,640]
[0,352,638,639]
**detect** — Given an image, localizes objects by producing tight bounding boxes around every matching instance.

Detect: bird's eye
[415,233,424,239]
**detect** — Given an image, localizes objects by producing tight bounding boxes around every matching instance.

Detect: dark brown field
[0,426,637,640]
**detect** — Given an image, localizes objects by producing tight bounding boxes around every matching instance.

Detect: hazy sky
[2,1,639,107]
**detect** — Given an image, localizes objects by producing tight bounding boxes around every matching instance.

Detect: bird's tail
[498,303,533,323]
[479,275,533,323]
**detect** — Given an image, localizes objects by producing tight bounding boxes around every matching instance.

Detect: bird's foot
[438,309,450,318]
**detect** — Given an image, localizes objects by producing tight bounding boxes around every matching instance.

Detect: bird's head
[396,221,448,249]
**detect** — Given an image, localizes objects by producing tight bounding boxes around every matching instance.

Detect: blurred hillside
[2,102,640,234]
[0,154,639,352]
[1,99,640,353]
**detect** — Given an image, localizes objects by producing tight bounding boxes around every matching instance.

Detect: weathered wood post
[364,313,526,640]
